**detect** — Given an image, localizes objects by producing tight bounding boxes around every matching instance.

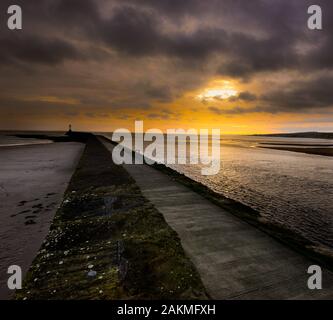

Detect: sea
[104,133,333,252]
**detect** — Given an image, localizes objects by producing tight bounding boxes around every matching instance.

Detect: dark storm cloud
[216,29,305,79]
[0,0,97,66]
[94,5,229,60]
[88,1,300,65]
[97,6,162,56]
[1,0,331,69]
[142,83,173,103]
[0,34,80,65]
[96,0,332,80]
[1,1,228,64]
[123,0,205,16]
[119,0,333,78]
[229,91,257,102]
[208,105,267,116]
[262,74,333,112]
[1,0,333,122]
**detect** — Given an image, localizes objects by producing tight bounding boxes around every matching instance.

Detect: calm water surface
[105,133,333,251]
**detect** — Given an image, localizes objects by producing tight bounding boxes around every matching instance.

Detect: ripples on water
[105,133,333,251]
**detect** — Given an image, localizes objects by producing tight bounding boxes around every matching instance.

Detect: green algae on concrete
[16,136,208,300]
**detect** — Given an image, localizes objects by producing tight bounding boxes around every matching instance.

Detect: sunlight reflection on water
[106,133,333,250]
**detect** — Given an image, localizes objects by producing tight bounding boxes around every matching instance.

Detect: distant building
[66,124,72,135]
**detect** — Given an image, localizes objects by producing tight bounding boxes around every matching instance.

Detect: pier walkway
[101,137,333,299]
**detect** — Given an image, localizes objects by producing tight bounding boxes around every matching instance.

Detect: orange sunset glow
[0,0,332,134]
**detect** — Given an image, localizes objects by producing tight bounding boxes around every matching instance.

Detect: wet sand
[0,142,84,299]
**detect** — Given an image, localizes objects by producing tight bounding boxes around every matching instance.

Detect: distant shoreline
[259,142,333,147]
[253,132,333,156]
[253,132,333,140]
[259,146,333,157]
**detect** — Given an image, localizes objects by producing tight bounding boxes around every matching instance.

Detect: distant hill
[253,132,333,139]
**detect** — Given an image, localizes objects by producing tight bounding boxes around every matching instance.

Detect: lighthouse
[66,124,73,136]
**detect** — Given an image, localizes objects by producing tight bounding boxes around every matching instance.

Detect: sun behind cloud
[196,80,238,103]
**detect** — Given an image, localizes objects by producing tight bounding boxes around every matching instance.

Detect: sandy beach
[0,142,84,299]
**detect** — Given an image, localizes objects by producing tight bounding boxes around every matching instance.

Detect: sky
[0,0,332,134]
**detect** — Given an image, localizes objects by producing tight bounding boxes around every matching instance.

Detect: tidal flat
[0,142,83,299]
[259,146,333,157]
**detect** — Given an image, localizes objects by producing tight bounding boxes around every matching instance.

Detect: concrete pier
[100,137,333,299]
